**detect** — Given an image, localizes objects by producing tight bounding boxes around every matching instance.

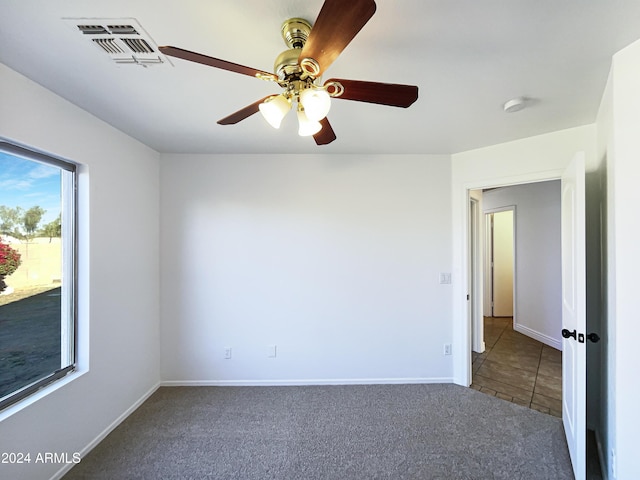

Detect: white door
[561,152,586,480]
[492,210,514,316]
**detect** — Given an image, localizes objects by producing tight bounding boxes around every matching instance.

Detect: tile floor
[470,316,562,417]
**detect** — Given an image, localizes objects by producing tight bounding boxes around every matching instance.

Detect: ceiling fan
[159,0,418,146]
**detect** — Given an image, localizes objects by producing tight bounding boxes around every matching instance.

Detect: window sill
[0,368,87,422]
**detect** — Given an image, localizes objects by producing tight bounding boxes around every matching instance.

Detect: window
[0,141,76,410]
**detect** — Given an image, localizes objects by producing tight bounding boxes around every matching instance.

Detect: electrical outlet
[439,273,452,284]
[224,347,232,359]
[444,344,452,355]
[268,344,277,358]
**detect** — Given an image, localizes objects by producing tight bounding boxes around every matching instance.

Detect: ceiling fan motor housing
[274,48,302,81]
[281,18,311,49]
[274,18,313,82]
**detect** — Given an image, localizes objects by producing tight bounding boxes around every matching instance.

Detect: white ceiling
[1,0,640,155]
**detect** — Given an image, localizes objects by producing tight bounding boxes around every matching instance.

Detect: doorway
[458,155,595,479]
[485,208,514,318]
[472,181,563,352]
[469,184,562,417]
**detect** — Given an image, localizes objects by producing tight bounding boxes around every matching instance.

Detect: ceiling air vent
[107,24,139,35]
[121,38,153,54]
[64,18,171,67]
[77,25,109,35]
[93,38,126,55]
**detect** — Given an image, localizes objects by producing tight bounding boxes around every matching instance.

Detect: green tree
[0,205,24,238]
[40,214,61,242]
[22,206,46,240]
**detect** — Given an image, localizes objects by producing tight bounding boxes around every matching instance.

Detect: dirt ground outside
[0,284,60,306]
[0,285,61,399]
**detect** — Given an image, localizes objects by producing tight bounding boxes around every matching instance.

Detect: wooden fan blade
[159,46,277,81]
[299,0,376,76]
[217,96,273,125]
[325,78,418,107]
[313,117,337,145]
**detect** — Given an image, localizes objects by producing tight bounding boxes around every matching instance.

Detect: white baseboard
[513,323,562,350]
[161,377,453,387]
[50,382,160,480]
[472,341,486,354]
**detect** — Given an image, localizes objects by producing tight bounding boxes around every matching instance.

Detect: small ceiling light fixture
[299,86,331,121]
[296,105,322,136]
[258,94,291,128]
[503,97,527,113]
[259,83,332,134]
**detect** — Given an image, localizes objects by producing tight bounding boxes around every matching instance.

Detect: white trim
[463,169,565,191]
[469,195,484,353]
[455,169,564,386]
[161,377,453,387]
[483,210,493,317]
[484,205,517,214]
[50,382,160,480]
[0,370,87,423]
[513,323,562,350]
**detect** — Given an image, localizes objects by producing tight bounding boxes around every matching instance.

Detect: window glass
[0,142,76,410]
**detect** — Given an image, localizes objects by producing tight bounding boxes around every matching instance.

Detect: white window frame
[0,141,77,411]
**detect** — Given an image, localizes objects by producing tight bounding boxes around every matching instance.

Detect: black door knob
[562,328,577,340]
[587,333,600,343]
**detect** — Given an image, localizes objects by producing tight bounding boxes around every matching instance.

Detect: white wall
[160,154,453,384]
[483,181,562,348]
[600,38,640,480]
[0,63,160,480]
[450,124,597,386]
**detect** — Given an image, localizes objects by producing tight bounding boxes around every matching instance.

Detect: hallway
[470,316,562,417]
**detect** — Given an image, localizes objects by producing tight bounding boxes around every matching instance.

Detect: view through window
[0,142,76,410]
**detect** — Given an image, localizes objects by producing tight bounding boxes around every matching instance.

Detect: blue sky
[0,151,61,225]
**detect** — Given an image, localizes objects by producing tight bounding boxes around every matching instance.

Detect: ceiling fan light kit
[298,87,331,121]
[159,0,419,146]
[297,107,323,137]
[258,18,337,135]
[258,94,291,129]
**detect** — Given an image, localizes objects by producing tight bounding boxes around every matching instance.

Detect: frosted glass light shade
[297,109,322,136]
[299,87,331,121]
[259,94,291,128]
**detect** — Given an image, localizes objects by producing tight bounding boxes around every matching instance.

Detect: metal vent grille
[121,38,153,54]
[107,25,139,35]
[92,38,125,55]
[65,17,170,68]
[78,25,109,35]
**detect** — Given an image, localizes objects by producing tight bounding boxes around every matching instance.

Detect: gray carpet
[64,384,573,479]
